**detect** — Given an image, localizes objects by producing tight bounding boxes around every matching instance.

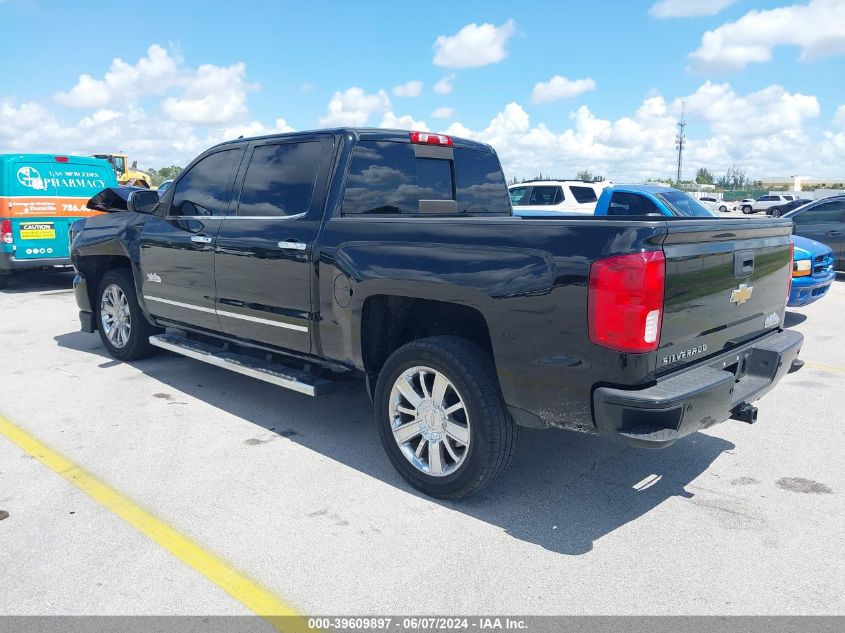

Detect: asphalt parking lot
[0,269,843,618]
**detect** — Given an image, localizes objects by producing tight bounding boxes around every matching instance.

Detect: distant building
[761,175,845,191]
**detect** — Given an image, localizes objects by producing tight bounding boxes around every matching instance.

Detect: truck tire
[0,273,9,289]
[374,336,519,499]
[95,268,158,361]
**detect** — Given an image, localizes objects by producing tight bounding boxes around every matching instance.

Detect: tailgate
[657,219,793,374]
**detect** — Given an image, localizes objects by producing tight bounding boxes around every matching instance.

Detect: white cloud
[834,105,845,128]
[54,44,254,126]
[442,81,839,182]
[433,20,516,68]
[318,87,391,126]
[379,112,429,131]
[649,0,736,19]
[532,76,596,103]
[678,81,819,137]
[392,80,423,98]
[220,118,295,141]
[1,98,208,167]
[690,0,845,71]
[431,107,454,119]
[55,44,181,107]
[433,74,455,95]
[299,83,315,93]
[162,62,251,124]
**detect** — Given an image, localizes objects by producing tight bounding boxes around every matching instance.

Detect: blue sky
[1,0,844,181]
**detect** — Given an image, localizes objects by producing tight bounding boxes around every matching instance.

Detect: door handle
[826,230,842,236]
[277,240,307,251]
[190,235,213,244]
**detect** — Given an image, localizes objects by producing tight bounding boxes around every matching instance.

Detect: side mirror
[127,189,160,215]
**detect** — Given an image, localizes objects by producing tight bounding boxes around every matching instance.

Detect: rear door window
[237,142,322,217]
[570,186,598,204]
[171,149,241,217]
[527,186,561,206]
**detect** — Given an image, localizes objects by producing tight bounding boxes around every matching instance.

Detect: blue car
[588,185,834,308]
[789,234,835,307]
[591,184,716,217]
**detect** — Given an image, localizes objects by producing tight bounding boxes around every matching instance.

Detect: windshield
[655,190,716,217]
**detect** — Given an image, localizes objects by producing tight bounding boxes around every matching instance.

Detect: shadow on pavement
[55,329,734,556]
[0,269,75,294]
[784,311,808,328]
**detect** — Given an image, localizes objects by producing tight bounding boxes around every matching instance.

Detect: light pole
[675,101,686,185]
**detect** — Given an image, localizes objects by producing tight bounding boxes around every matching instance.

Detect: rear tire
[0,273,9,289]
[375,336,519,499]
[719,205,727,212]
[96,268,158,361]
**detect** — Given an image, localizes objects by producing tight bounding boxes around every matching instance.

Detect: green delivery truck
[0,154,118,288]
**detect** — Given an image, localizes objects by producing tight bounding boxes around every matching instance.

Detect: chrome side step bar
[149,333,334,397]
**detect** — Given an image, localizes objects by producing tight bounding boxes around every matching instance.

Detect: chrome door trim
[144,295,308,332]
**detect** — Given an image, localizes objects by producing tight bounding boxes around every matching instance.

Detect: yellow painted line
[0,414,309,632]
[804,361,845,375]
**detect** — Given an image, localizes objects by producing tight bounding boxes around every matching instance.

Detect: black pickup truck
[70,128,803,498]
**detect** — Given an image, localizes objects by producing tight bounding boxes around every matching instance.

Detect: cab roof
[213,127,494,153]
[610,184,678,194]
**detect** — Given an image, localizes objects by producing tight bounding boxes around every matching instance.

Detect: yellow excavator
[92,153,153,188]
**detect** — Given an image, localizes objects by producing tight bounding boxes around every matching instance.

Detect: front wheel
[742,206,752,214]
[375,336,519,499]
[96,268,158,360]
[771,208,782,218]
[719,205,728,212]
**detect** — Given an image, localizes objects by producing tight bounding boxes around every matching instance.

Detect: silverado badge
[730,283,753,305]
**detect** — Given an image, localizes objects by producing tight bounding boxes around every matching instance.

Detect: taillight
[409,131,453,147]
[54,156,69,163]
[588,250,666,353]
[1,219,12,245]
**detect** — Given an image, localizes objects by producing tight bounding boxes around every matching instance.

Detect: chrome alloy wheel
[100,283,131,349]
[388,366,471,477]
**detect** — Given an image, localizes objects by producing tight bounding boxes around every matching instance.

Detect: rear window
[416,157,453,200]
[655,190,716,217]
[453,149,510,214]
[341,141,508,215]
[570,186,597,204]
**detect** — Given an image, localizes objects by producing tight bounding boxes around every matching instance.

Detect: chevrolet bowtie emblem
[730,283,753,304]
